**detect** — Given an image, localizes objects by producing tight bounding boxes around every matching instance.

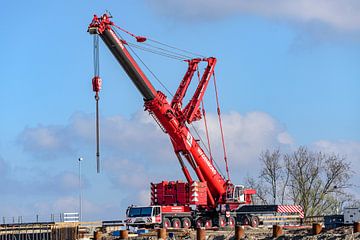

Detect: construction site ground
[100,226,360,240]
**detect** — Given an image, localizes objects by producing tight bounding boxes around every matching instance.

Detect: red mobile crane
[88,13,303,229]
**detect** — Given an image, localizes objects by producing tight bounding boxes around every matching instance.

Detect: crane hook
[92,33,102,174]
[92,76,102,173]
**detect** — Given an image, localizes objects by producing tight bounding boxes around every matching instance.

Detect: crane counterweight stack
[88,13,304,229]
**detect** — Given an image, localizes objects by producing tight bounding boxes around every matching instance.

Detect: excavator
[87,13,303,229]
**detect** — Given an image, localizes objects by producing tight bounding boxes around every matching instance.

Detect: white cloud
[193,111,293,178]
[0,155,83,198]
[18,124,76,159]
[313,140,360,173]
[277,132,294,145]
[137,189,151,206]
[32,196,105,221]
[312,140,360,194]
[13,110,360,219]
[52,196,78,213]
[17,111,172,162]
[0,156,8,176]
[52,171,83,192]
[100,110,295,186]
[17,110,294,186]
[104,157,150,190]
[148,0,360,32]
[313,140,360,172]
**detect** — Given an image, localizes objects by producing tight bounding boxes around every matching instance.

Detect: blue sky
[1,0,359,221]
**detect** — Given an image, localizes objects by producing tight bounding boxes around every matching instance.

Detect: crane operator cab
[226,184,245,203]
[125,205,162,226]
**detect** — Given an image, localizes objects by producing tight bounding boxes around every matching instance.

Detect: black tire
[204,219,212,229]
[163,218,171,229]
[228,216,236,227]
[241,215,250,225]
[250,216,260,228]
[182,217,192,229]
[172,218,181,228]
[196,218,203,228]
[218,216,226,228]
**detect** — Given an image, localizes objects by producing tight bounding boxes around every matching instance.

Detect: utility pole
[78,157,83,222]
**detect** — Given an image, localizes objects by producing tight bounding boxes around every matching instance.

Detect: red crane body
[88,14,236,207]
[88,14,305,228]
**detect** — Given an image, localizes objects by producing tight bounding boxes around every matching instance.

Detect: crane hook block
[136,36,147,42]
[92,76,102,92]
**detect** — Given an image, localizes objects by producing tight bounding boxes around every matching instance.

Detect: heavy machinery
[87,13,303,228]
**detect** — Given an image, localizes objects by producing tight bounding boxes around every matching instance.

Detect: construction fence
[0,222,79,240]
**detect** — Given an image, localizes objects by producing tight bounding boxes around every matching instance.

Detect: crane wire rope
[142,42,194,59]
[113,27,174,97]
[190,124,226,179]
[93,35,100,76]
[93,34,101,173]
[113,24,200,60]
[196,68,214,163]
[212,72,230,181]
[147,38,205,58]
[112,23,204,58]
[127,42,186,61]
[112,24,228,179]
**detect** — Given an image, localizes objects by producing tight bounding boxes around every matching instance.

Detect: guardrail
[301,216,324,225]
[259,214,302,225]
[255,214,327,227]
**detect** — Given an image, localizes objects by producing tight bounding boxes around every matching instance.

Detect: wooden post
[354,222,360,233]
[312,223,322,235]
[272,225,283,237]
[120,229,128,239]
[94,230,102,240]
[157,228,166,239]
[235,225,245,239]
[196,228,206,240]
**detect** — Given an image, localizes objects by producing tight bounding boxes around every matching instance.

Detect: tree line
[246,146,358,217]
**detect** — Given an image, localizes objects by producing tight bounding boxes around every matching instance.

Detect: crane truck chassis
[87,13,304,229]
[124,204,304,229]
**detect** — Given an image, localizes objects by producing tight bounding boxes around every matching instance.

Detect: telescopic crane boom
[88,13,253,208]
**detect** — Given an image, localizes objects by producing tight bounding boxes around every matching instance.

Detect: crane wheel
[228,216,236,227]
[250,216,259,228]
[218,216,226,228]
[196,219,203,228]
[181,218,191,229]
[205,219,212,229]
[172,218,181,228]
[163,218,171,229]
[241,215,250,225]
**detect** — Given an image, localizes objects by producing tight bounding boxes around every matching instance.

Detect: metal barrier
[301,216,324,225]
[62,213,79,223]
[258,214,326,226]
[259,214,302,225]
[0,222,79,240]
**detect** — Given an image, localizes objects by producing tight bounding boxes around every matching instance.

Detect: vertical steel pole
[24,225,26,240]
[95,94,100,174]
[78,157,83,223]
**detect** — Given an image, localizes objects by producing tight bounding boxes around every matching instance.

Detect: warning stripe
[277,205,304,218]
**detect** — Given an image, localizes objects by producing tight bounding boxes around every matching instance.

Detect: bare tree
[245,176,270,205]
[284,146,351,217]
[248,146,352,217]
[246,149,289,205]
[260,149,281,204]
